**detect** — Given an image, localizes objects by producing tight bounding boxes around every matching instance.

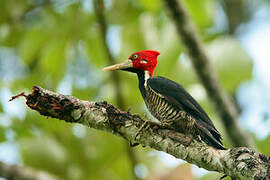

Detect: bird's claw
[220,174,228,179]
[134,120,151,140]
[131,120,170,147]
[129,141,139,147]
[134,121,166,140]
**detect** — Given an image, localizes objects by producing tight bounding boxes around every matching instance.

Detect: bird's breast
[145,86,195,129]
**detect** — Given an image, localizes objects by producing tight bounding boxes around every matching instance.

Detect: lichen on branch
[11,86,270,180]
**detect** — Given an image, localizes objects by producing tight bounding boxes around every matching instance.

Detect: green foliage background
[0,0,269,179]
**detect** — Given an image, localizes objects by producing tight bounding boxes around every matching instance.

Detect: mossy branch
[11,86,270,179]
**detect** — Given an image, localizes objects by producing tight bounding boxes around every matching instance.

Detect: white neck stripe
[144,71,150,87]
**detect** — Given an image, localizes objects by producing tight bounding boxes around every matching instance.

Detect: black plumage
[143,76,225,150]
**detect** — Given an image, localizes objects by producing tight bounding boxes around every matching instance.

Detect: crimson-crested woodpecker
[104,50,226,150]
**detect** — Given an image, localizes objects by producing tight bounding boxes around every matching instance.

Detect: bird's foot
[153,122,171,129]
[220,174,228,179]
[134,120,151,141]
[134,121,170,140]
[131,121,173,147]
[129,141,139,147]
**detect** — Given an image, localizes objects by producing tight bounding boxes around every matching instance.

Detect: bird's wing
[147,76,225,149]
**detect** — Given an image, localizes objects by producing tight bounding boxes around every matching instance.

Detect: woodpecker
[104,50,226,150]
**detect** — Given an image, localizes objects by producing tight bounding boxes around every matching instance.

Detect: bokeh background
[0,0,270,179]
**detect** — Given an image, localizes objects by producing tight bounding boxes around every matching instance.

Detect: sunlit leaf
[183,0,216,29]
[256,135,270,156]
[138,0,162,12]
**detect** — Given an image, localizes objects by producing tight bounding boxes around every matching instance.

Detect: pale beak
[103,59,133,71]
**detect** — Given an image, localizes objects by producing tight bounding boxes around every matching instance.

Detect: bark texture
[13,86,270,179]
[0,161,59,180]
[162,0,253,148]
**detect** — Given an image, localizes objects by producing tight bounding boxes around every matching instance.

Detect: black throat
[122,68,150,100]
[137,70,148,100]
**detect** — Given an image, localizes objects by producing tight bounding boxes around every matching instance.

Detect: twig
[9,92,27,102]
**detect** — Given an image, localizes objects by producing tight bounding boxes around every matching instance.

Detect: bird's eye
[132,54,138,60]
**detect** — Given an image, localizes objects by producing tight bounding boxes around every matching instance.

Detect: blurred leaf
[11,71,47,91]
[72,87,97,100]
[184,0,216,29]
[200,172,227,180]
[154,164,194,179]
[0,0,29,46]
[0,101,3,113]
[83,28,107,67]
[0,0,29,24]
[138,0,162,12]
[0,127,6,142]
[20,135,67,177]
[207,37,253,92]
[0,0,8,24]
[256,135,270,156]
[107,0,140,25]
[39,40,66,85]
[121,21,146,53]
[11,112,66,140]
[19,28,48,65]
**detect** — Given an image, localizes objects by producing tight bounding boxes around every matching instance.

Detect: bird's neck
[137,70,152,99]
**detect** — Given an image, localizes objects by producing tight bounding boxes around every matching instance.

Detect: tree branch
[222,0,246,34]
[162,0,253,148]
[0,161,59,180]
[12,86,270,179]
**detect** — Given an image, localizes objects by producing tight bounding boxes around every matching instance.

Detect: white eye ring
[140,60,147,64]
[132,54,138,60]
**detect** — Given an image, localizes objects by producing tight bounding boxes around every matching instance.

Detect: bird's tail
[204,133,227,150]
[196,122,227,150]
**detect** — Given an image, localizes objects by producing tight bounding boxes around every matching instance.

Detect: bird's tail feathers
[196,122,226,150]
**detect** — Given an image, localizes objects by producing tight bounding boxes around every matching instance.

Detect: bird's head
[103,50,160,76]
